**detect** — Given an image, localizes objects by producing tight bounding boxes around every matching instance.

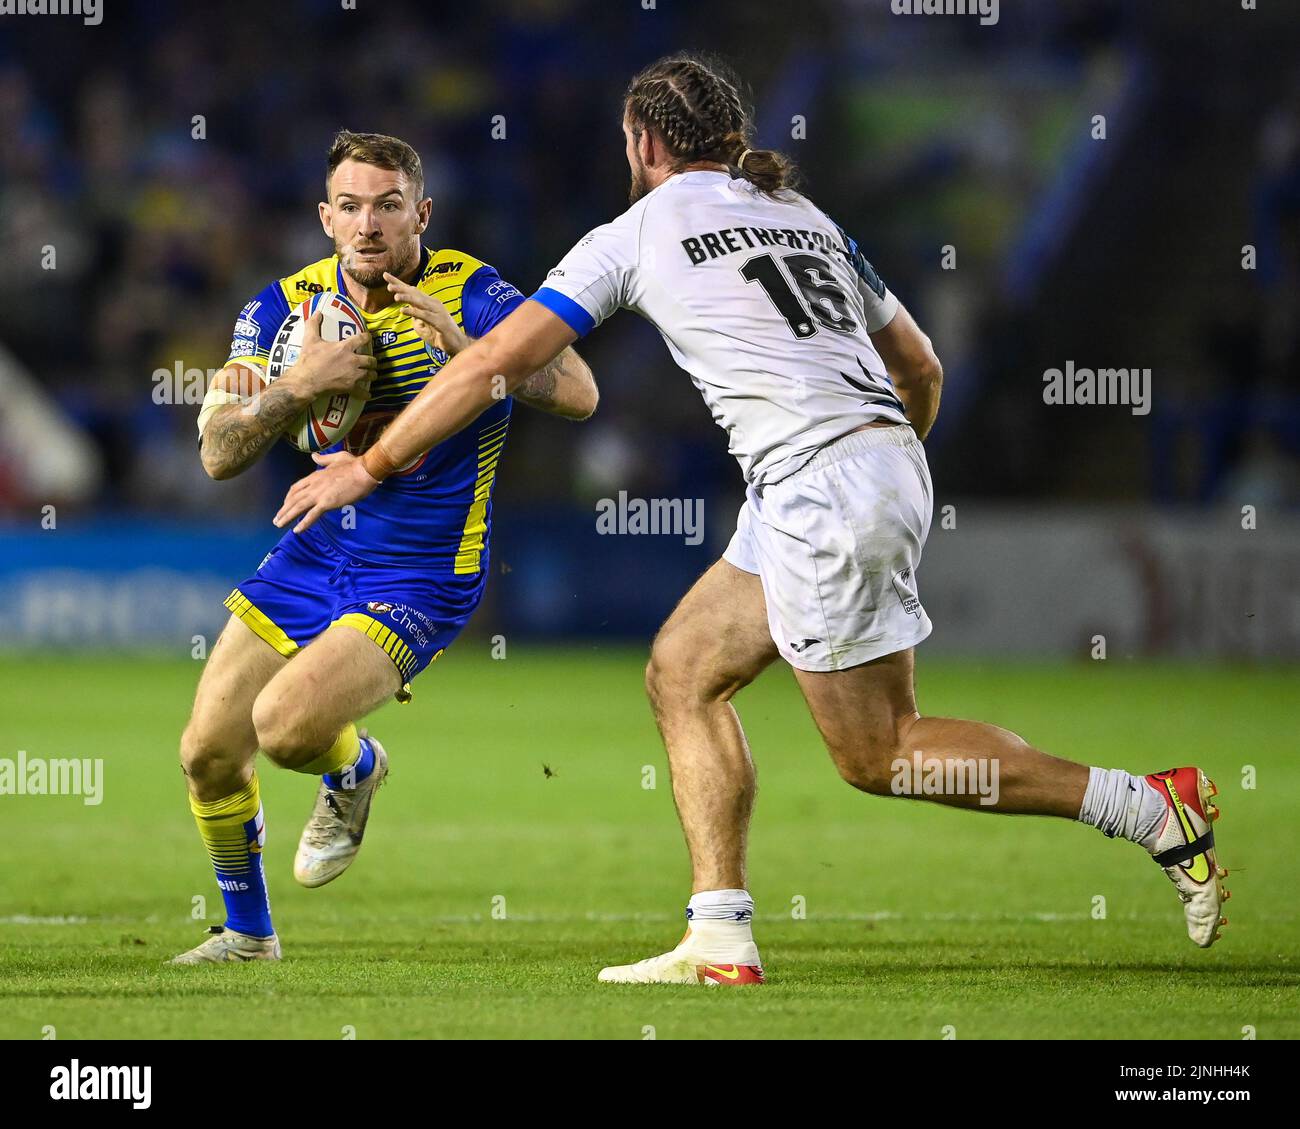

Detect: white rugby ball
[266,290,370,453]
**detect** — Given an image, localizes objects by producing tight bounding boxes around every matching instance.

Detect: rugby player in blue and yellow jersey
[169,131,596,963]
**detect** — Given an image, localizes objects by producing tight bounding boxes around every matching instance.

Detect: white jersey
[531,169,906,486]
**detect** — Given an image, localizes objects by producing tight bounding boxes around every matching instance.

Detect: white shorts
[723,424,934,672]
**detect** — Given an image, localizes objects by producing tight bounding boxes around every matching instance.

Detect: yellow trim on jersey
[269,248,492,410]
[275,247,488,330]
[225,590,300,657]
[453,417,511,575]
[333,613,420,681]
[275,257,339,310]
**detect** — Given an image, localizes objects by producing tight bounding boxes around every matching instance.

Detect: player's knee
[834,755,897,796]
[250,690,319,767]
[179,721,244,790]
[644,650,678,712]
[646,637,716,713]
[646,627,758,714]
[829,722,911,796]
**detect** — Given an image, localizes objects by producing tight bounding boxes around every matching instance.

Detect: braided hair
[624,52,798,195]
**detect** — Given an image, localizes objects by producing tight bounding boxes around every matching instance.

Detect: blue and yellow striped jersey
[226,247,526,573]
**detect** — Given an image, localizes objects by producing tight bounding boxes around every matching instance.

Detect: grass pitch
[0,648,1296,1040]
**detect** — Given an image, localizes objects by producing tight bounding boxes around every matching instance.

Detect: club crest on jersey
[367,601,395,615]
[426,344,448,365]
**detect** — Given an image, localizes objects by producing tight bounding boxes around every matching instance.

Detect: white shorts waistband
[792,423,918,478]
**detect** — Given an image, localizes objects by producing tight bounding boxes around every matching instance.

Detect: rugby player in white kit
[275,54,1230,983]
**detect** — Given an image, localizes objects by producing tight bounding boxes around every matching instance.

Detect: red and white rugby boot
[1145,768,1229,948]
[598,927,765,986]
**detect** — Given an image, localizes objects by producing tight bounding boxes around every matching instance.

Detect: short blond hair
[325,129,424,197]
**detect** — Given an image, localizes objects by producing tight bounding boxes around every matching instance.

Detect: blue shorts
[224,526,485,700]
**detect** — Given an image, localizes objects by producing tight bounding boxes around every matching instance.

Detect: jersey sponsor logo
[423,259,464,277]
[370,603,431,650]
[486,279,522,304]
[294,280,325,293]
[377,330,398,347]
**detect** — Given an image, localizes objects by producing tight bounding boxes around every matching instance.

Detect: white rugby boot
[599,925,765,985]
[168,925,281,965]
[293,732,389,889]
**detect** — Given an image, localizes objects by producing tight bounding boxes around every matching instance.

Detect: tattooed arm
[198,311,376,480]
[201,379,314,480]
[511,346,597,420]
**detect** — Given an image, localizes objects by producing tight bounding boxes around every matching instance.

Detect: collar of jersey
[331,245,433,322]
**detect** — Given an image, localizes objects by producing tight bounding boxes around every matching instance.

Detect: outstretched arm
[274,300,576,532]
[385,271,596,420]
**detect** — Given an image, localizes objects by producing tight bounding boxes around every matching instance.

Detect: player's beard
[339,239,419,290]
[628,153,650,205]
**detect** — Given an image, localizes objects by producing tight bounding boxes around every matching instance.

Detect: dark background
[0,0,1296,646]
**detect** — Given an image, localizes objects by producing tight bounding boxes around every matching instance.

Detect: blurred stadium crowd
[0,0,1296,520]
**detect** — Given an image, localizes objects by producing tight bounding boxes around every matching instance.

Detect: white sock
[1079,767,1166,849]
[682,890,756,956]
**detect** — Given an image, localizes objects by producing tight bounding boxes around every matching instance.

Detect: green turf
[0,649,1296,1039]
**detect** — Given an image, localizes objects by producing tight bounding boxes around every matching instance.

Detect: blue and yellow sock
[302,723,375,791]
[323,737,374,790]
[189,775,273,938]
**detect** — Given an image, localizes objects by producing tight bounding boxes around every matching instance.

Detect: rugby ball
[266,290,371,452]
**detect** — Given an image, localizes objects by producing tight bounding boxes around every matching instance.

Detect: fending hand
[273,450,381,534]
